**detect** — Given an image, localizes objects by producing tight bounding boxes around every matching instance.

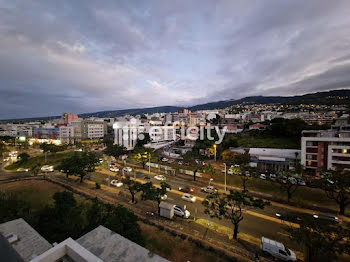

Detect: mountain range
[1,89,349,122]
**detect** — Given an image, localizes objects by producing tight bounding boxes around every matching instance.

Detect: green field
[235,136,300,149]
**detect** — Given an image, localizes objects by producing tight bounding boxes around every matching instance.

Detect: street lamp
[213,144,217,162]
[224,163,227,191]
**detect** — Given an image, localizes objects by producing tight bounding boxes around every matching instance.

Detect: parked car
[269,174,277,181]
[17,168,29,172]
[259,174,267,180]
[228,169,234,175]
[99,158,103,163]
[313,213,342,223]
[162,158,169,162]
[221,168,226,173]
[181,193,196,203]
[245,171,251,177]
[261,237,297,261]
[110,180,123,187]
[154,175,166,181]
[168,159,175,164]
[178,186,195,193]
[288,177,297,185]
[231,164,240,168]
[201,186,218,194]
[109,167,119,172]
[161,194,167,200]
[297,178,306,186]
[123,167,132,173]
[174,205,190,218]
[177,161,183,165]
[41,165,54,172]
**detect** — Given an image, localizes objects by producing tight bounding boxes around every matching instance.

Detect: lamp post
[148,153,151,174]
[213,144,217,162]
[224,163,227,191]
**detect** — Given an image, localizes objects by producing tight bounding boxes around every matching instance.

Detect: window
[307,154,313,160]
[279,250,287,256]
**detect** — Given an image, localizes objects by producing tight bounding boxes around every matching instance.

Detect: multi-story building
[59,126,75,143]
[59,113,79,125]
[301,129,350,174]
[33,127,59,139]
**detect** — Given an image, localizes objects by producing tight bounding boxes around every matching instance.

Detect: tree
[276,171,299,203]
[0,190,33,224]
[104,144,127,160]
[40,143,65,154]
[319,170,350,215]
[203,190,268,240]
[141,182,171,215]
[135,133,151,148]
[17,152,30,163]
[285,215,350,262]
[58,152,99,182]
[134,152,150,169]
[123,176,143,204]
[221,150,250,166]
[37,191,84,243]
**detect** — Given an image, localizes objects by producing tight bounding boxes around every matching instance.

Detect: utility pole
[148,153,151,174]
[224,163,227,191]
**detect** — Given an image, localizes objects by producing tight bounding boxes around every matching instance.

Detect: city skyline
[1,0,350,119]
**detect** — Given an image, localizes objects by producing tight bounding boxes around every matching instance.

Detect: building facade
[301,130,350,174]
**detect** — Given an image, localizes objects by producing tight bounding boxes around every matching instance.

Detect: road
[106,164,303,252]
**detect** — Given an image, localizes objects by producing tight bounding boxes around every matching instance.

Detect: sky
[1,0,350,119]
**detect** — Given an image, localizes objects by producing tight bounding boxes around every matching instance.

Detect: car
[245,171,251,177]
[154,175,166,181]
[179,186,195,193]
[195,159,200,164]
[99,158,103,163]
[168,159,175,164]
[259,174,267,180]
[4,157,10,162]
[184,162,190,166]
[161,194,167,200]
[162,158,169,162]
[17,168,29,172]
[177,161,183,165]
[261,237,297,261]
[288,177,297,185]
[281,176,287,184]
[221,168,226,173]
[297,178,306,186]
[110,180,123,187]
[313,213,342,223]
[123,167,132,173]
[109,167,119,172]
[269,174,277,181]
[228,169,234,175]
[41,165,54,172]
[181,193,196,203]
[231,164,240,168]
[174,205,190,218]
[201,186,218,194]
[275,212,303,223]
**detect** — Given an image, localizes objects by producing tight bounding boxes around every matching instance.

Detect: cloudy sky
[1,0,350,119]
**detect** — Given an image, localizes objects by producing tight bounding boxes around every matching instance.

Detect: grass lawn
[211,172,336,210]
[0,180,86,210]
[5,151,74,171]
[139,222,232,262]
[236,136,300,149]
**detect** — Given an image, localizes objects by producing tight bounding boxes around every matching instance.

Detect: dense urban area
[1,96,349,262]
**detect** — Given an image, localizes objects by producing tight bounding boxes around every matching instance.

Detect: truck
[261,237,297,261]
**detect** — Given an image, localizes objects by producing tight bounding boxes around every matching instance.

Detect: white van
[261,237,297,261]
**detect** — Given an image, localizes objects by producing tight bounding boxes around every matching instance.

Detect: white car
[260,174,267,180]
[288,177,297,185]
[109,167,119,172]
[245,171,251,177]
[17,168,29,172]
[123,167,132,173]
[41,165,54,172]
[261,237,297,261]
[110,180,123,187]
[154,175,166,181]
[174,205,190,218]
[161,194,167,200]
[269,174,277,181]
[181,193,196,203]
[162,158,169,162]
[228,169,234,175]
[297,178,306,186]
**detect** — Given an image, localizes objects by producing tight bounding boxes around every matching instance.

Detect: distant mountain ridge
[1,89,349,122]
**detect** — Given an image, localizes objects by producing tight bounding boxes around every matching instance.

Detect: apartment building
[59,112,79,125]
[301,129,350,174]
